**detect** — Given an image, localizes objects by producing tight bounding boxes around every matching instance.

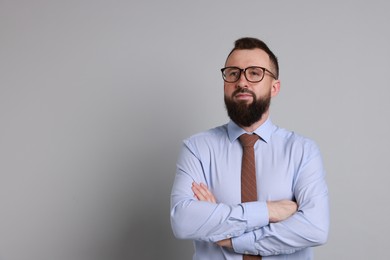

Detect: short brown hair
[226,37,279,79]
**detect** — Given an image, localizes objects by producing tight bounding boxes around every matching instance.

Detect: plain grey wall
[1,1,389,259]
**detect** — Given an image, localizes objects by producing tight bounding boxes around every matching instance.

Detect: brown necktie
[239,134,262,260]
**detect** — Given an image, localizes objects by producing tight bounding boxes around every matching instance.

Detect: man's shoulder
[186,124,228,142]
[272,125,319,150]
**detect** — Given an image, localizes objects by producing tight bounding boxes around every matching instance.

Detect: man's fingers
[192,182,216,203]
[200,183,216,203]
[192,182,206,200]
[192,182,210,201]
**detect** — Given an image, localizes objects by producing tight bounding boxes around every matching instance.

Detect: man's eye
[229,71,239,77]
[249,69,262,76]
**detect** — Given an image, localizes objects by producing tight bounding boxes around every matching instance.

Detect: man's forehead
[226,49,270,66]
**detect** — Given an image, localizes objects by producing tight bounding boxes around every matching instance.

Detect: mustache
[232,87,256,98]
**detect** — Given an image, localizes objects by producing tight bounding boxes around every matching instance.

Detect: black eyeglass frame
[220,66,277,83]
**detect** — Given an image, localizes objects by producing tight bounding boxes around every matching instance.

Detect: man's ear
[271,80,281,97]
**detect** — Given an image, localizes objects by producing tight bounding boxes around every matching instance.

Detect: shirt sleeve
[170,140,269,242]
[232,144,330,256]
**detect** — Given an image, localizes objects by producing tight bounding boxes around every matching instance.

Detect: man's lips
[234,93,253,100]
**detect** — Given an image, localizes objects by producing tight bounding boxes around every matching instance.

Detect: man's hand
[267,200,298,223]
[216,238,233,248]
[192,182,216,203]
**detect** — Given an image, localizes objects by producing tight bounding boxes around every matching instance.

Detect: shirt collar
[227,117,275,143]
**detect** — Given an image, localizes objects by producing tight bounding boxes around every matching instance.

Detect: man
[170,37,329,259]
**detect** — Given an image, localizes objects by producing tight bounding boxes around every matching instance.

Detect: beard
[224,88,271,127]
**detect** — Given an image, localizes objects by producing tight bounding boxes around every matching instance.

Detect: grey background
[1,1,389,259]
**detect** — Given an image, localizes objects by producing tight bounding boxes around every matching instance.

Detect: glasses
[220,66,277,83]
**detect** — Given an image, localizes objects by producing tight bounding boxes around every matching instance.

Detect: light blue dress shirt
[170,118,329,259]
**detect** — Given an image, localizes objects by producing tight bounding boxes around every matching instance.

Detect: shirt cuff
[232,230,261,255]
[242,201,269,231]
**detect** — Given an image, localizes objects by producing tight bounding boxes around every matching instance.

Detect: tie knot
[239,133,259,147]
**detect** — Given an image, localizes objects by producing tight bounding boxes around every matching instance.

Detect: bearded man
[170,37,329,260]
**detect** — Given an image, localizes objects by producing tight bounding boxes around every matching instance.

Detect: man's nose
[236,70,249,88]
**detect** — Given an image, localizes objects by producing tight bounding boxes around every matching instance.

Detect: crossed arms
[192,182,298,248]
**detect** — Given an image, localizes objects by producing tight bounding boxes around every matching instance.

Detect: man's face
[223,49,279,127]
